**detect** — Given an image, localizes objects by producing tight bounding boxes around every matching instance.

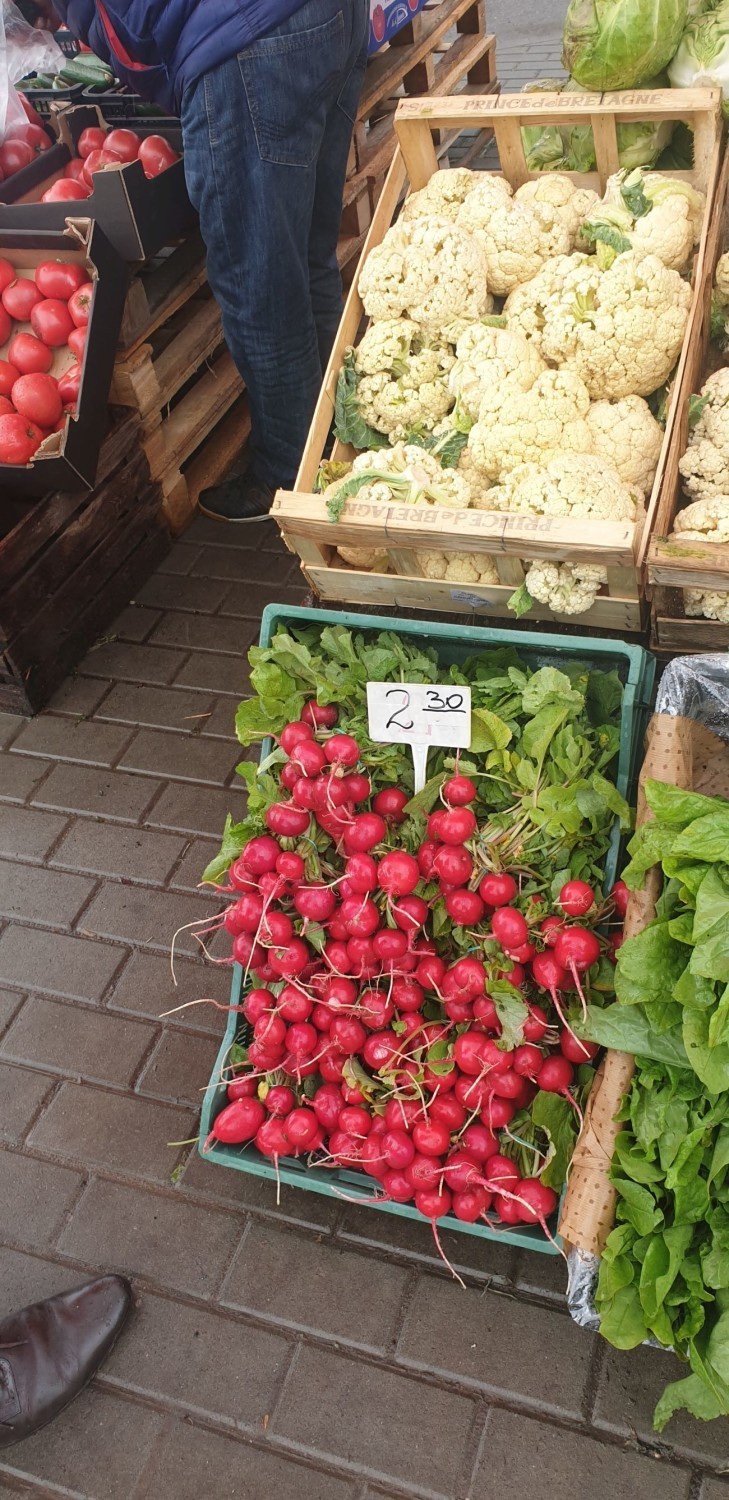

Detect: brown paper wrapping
[559,712,729,1256]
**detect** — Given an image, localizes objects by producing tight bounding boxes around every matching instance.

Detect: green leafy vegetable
[333,351,390,450]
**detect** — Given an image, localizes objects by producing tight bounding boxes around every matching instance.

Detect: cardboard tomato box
[0,107,195,262]
[0,218,127,494]
[369,0,428,52]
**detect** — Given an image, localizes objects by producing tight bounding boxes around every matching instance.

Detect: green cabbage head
[668,1,729,112]
[521,76,674,172]
[563,0,689,89]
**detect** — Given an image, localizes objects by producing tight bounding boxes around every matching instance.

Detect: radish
[286,1021,317,1057]
[414,1186,452,1219]
[417,841,439,878]
[373,786,408,823]
[227,1077,257,1101]
[415,953,445,990]
[278,984,313,1022]
[453,1186,491,1222]
[427,809,447,841]
[361,1135,388,1179]
[539,914,564,948]
[454,1031,487,1076]
[462,1123,498,1160]
[433,844,473,886]
[280,721,313,754]
[338,1105,372,1138]
[345,852,377,892]
[324,733,360,766]
[513,1043,543,1078]
[383,1098,420,1132]
[233,933,265,969]
[445,887,485,925]
[611,879,629,917]
[372,928,408,962]
[443,774,476,806]
[561,1029,599,1063]
[484,1154,520,1193]
[391,894,428,933]
[509,940,536,964]
[301,700,337,728]
[265,1084,295,1116]
[473,996,499,1029]
[259,910,294,946]
[284,1107,320,1151]
[438,807,477,845]
[330,1015,367,1055]
[537,1054,575,1094]
[241,836,280,874]
[281,762,300,792]
[289,739,327,776]
[277,851,305,880]
[225,892,263,933]
[390,976,424,1012]
[413,1119,451,1157]
[406,1153,443,1190]
[340,895,380,937]
[490,906,528,950]
[312,1083,343,1129]
[253,1013,286,1049]
[209,1097,265,1145]
[269,937,311,977]
[429,1095,466,1130]
[243,988,274,1024]
[478,871,517,907]
[558,879,595,918]
[294,884,338,921]
[491,1068,523,1099]
[384,1169,414,1202]
[343,812,386,852]
[444,1151,481,1192]
[382,1128,416,1169]
[265,802,311,838]
[517,1178,558,1224]
[554,925,600,975]
[377,850,420,896]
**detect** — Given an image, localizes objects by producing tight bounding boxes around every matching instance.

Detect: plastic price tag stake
[366,682,472,793]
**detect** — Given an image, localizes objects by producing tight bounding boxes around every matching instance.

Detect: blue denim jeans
[181,0,368,491]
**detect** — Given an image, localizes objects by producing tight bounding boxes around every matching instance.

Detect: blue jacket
[54,0,309,113]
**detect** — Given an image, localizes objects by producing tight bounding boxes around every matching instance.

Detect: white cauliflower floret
[457,194,571,297]
[515,175,599,249]
[585,396,663,493]
[486,453,640,521]
[541,251,691,400]
[358,216,490,333]
[417,551,500,584]
[583,170,705,273]
[352,320,455,440]
[449,322,546,421]
[328,442,473,510]
[685,589,729,623]
[503,253,592,353]
[525,560,608,615]
[679,371,729,501]
[468,368,592,481]
[672,495,729,542]
[715,252,729,308]
[337,545,388,570]
[401,168,487,223]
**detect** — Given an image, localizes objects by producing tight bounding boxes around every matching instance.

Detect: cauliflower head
[514,175,599,249]
[358,216,490,333]
[468,368,592,481]
[326,442,473,511]
[685,589,729,623]
[525,560,607,615]
[449,322,546,421]
[401,168,486,223]
[457,194,571,297]
[541,251,691,401]
[715,251,729,309]
[583,171,704,273]
[486,452,640,521]
[679,372,729,501]
[337,545,389,570]
[672,495,729,542]
[585,396,663,493]
[503,253,592,353]
[352,320,455,440]
[416,551,500,584]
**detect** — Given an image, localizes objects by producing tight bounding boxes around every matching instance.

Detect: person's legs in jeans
[181,0,368,519]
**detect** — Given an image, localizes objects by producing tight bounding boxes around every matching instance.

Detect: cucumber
[58,56,115,87]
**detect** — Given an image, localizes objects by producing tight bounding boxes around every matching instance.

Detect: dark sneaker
[198,474,274,522]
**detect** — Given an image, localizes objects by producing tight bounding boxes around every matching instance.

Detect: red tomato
[0,359,19,396]
[0,395,13,416]
[35,260,87,301]
[138,135,179,177]
[42,179,91,202]
[67,326,86,360]
[0,140,34,178]
[0,259,14,294]
[31,299,74,348]
[0,413,44,464]
[8,333,52,375]
[77,126,107,159]
[11,372,62,428]
[57,364,82,406]
[2,278,43,321]
[0,306,11,345]
[105,128,140,162]
[19,94,44,130]
[64,159,87,183]
[7,122,51,153]
[68,282,94,328]
[83,148,123,184]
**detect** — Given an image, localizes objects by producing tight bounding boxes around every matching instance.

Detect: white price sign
[367,681,471,792]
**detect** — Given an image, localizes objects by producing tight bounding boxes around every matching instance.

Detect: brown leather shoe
[0,1275,133,1448]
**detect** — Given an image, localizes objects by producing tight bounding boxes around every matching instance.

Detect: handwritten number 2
[385,688,414,732]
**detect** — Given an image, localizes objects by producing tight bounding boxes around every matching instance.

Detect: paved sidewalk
[1,514,728,1499]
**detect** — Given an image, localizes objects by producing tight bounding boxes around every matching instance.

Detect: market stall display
[272,88,722,629]
[198,604,653,1255]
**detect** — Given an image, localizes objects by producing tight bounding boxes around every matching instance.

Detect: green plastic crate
[199,606,655,1255]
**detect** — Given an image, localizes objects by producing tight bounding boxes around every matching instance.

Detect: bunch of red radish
[0,257,92,463]
[200,700,627,1254]
[42,125,180,204]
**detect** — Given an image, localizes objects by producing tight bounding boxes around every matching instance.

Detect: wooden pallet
[0,411,168,715]
[273,88,723,632]
[648,146,729,651]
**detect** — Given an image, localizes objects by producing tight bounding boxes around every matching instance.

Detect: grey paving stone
[0,990,23,1036]
[0,1388,163,1500]
[190,545,294,582]
[108,948,230,1032]
[0,1061,54,1142]
[135,571,232,614]
[2,996,154,1087]
[59,1177,242,1296]
[0,1148,84,1247]
[31,762,161,823]
[138,1421,355,1500]
[0,714,22,749]
[29,1081,194,1183]
[218,579,307,620]
[50,819,186,885]
[0,858,95,927]
[222,1219,410,1351]
[594,1341,729,1469]
[46,674,112,716]
[81,881,216,955]
[702,1483,729,1497]
[0,926,124,1002]
[337,1204,517,1285]
[0,1245,82,1309]
[145,781,244,837]
[9,716,132,767]
[167,836,220,891]
[471,1409,691,1500]
[136,1029,220,1106]
[173,650,251,696]
[150,609,257,655]
[119,726,238,786]
[397,1273,592,1419]
[157,541,204,574]
[179,1149,339,1231]
[513,1245,570,1302]
[187,515,285,551]
[0,804,69,861]
[104,1290,292,1425]
[110,602,163,642]
[272,1345,477,1495]
[94,680,216,731]
[80,640,188,684]
[198,699,239,739]
[0,754,52,804]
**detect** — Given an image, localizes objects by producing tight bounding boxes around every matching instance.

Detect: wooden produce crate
[273,89,723,630]
[648,148,729,652]
[111,233,249,536]
[0,411,168,715]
